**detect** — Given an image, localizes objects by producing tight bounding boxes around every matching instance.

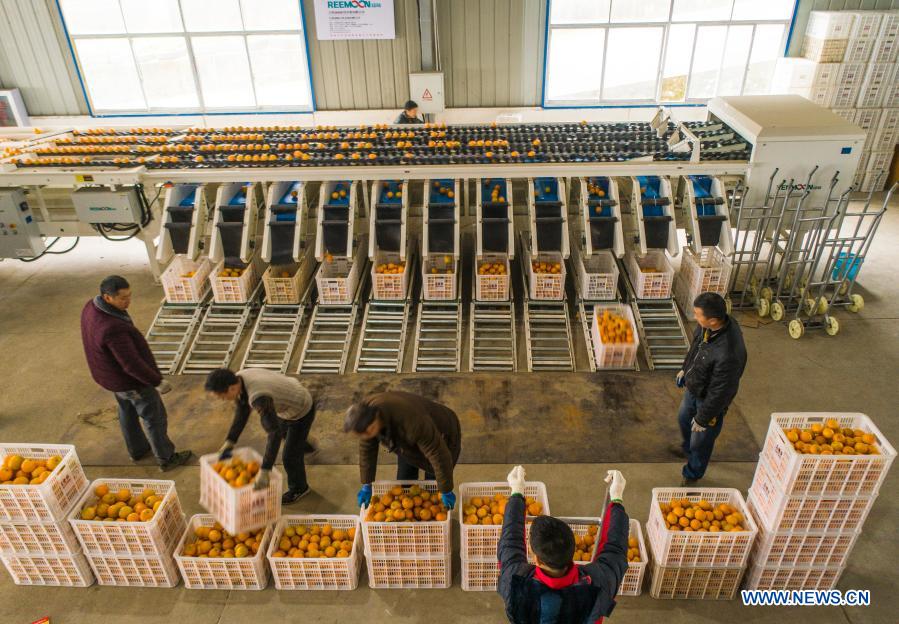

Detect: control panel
[0,188,45,259]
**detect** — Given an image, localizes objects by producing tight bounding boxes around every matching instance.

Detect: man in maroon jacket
[81,275,191,471]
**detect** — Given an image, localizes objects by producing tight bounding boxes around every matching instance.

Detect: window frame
[55,0,316,116]
[542,0,798,108]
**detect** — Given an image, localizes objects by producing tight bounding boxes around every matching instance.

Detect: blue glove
[676,370,686,388]
[357,484,372,508]
[441,491,456,510]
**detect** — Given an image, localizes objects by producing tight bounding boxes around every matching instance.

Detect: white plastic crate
[793,81,836,107]
[842,37,874,63]
[874,109,899,150]
[267,514,362,590]
[647,488,758,568]
[371,249,410,300]
[210,258,260,304]
[199,448,283,536]
[458,482,550,559]
[861,170,888,193]
[365,551,451,589]
[771,58,836,91]
[422,255,458,300]
[361,481,451,557]
[161,255,212,304]
[0,517,80,556]
[673,275,698,322]
[475,254,510,301]
[174,514,272,590]
[678,246,731,294]
[620,519,649,596]
[2,551,93,587]
[527,251,566,301]
[830,82,862,109]
[885,80,899,108]
[315,251,363,305]
[526,516,601,565]
[591,304,639,370]
[848,11,883,40]
[86,551,179,587]
[747,474,875,534]
[871,33,899,64]
[743,563,842,591]
[262,262,305,305]
[760,413,896,497]
[806,11,856,39]
[69,479,186,557]
[461,556,499,591]
[649,563,744,600]
[854,109,883,150]
[801,36,848,63]
[0,443,88,523]
[627,251,673,299]
[749,529,858,569]
[858,63,897,108]
[573,247,619,300]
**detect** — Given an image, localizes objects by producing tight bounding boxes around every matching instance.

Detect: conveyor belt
[180,289,259,374]
[297,303,359,374]
[469,301,517,371]
[240,303,305,373]
[146,299,207,374]
[413,301,462,372]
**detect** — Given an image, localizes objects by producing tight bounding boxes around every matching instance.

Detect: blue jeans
[114,386,176,465]
[677,390,724,480]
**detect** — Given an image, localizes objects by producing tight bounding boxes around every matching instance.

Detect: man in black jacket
[675,292,747,485]
[394,100,424,124]
[497,466,629,623]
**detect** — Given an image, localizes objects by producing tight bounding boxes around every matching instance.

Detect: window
[58,0,313,114]
[544,0,794,106]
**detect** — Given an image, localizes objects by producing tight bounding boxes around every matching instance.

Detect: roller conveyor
[354,299,411,373]
[413,301,462,372]
[297,301,360,374]
[469,300,517,371]
[145,297,208,374]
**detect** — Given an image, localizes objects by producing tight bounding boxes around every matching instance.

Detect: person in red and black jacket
[497,466,629,624]
[80,275,191,471]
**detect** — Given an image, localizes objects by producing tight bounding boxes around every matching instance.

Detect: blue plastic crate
[832,252,863,281]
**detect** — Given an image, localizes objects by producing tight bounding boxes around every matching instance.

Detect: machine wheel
[848,293,864,313]
[789,319,805,339]
[817,296,829,315]
[756,297,770,318]
[804,298,817,315]
[760,286,773,302]
[825,316,840,336]
[770,301,785,321]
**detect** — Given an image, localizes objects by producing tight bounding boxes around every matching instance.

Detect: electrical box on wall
[0,188,45,259]
[409,72,445,114]
[72,187,143,224]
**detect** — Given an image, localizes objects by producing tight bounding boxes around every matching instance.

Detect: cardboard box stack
[773,10,898,192]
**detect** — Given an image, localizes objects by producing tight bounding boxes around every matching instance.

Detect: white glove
[691,419,707,433]
[253,469,270,491]
[605,470,626,502]
[507,465,526,496]
[157,380,173,395]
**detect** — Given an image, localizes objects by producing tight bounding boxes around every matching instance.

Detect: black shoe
[668,444,687,459]
[680,477,700,487]
[282,486,311,505]
[131,449,152,463]
[160,450,192,472]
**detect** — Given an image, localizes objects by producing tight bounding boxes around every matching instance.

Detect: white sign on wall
[313,0,395,40]
[409,73,445,113]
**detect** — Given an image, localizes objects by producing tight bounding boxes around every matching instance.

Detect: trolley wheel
[839,281,850,296]
[784,272,793,289]
[848,293,864,313]
[770,301,785,321]
[817,296,829,315]
[788,319,805,339]
[725,297,732,315]
[756,297,770,318]
[750,282,759,298]
[760,286,773,302]
[825,316,840,336]
[804,298,817,315]
[750,275,758,291]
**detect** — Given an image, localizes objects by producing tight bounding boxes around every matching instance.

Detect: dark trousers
[677,390,724,480]
[113,386,175,465]
[396,455,435,482]
[281,407,315,492]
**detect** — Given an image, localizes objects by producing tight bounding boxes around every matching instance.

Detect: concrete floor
[0,192,897,623]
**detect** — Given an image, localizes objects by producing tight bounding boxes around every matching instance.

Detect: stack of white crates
[774,10,898,192]
[744,413,895,590]
[0,444,92,587]
[673,247,732,322]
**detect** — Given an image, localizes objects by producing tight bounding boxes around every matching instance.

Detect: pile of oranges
[462,494,543,525]
[180,271,196,278]
[79,485,161,522]
[659,498,747,532]
[486,182,506,204]
[429,255,455,275]
[219,267,246,279]
[587,181,607,198]
[626,535,641,563]
[531,261,562,275]
[364,485,449,523]
[212,457,261,488]
[573,524,599,561]
[271,523,356,559]
[182,521,264,559]
[432,181,455,199]
[329,185,349,200]
[784,419,880,455]
[478,261,507,276]
[0,454,62,486]
[595,309,634,344]
[375,262,406,275]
